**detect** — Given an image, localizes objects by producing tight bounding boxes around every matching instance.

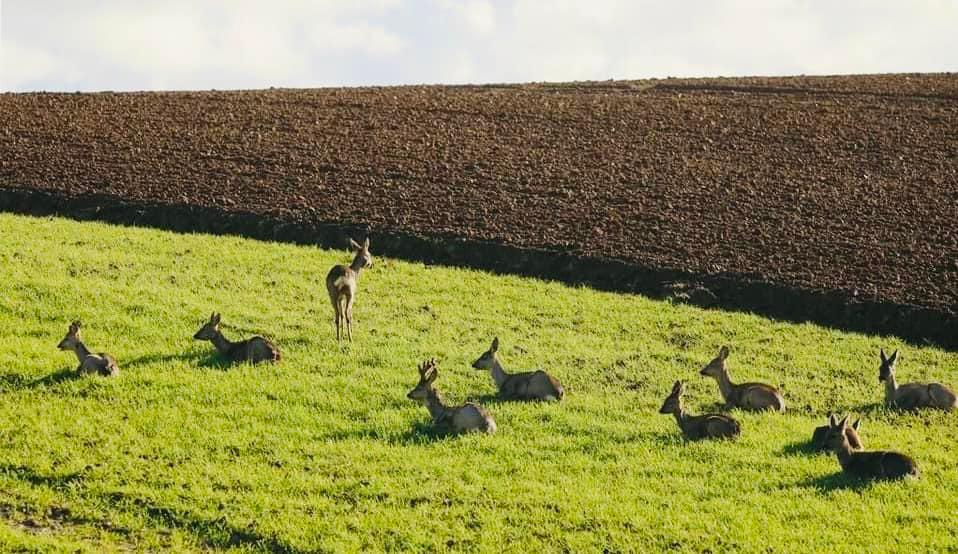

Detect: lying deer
[700,346,785,412]
[471,337,564,401]
[824,414,918,480]
[192,312,280,364]
[878,348,956,411]
[659,380,740,440]
[57,321,119,377]
[811,415,862,452]
[325,237,373,342]
[407,358,496,434]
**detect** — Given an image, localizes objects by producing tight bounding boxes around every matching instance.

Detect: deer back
[450,403,497,434]
[239,336,281,364]
[735,382,786,412]
[684,413,740,440]
[502,370,563,401]
[843,450,919,480]
[894,382,956,411]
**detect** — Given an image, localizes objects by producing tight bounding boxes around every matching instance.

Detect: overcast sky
[2,0,956,92]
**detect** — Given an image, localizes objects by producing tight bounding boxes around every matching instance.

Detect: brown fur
[879,348,956,411]
[471,337,564,402]
[824,415,918,480]
[193,313,280,364]
[659,381,740,440]
[57,321,119,377]
[407,359,496,434]
[325,237,372,342]
[811,416,862,452]
[700,346,785,412]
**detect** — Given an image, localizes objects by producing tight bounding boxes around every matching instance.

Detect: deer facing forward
[811,415,862,452]
[193,313,280,364]
[471,337,564,402]
[407,358,496,434]
[700,346,785,412]
[57,321,119,377]
[824,414,918,480]
[659,380,740,440]
[325,238,373,342]
[878,348,956,411]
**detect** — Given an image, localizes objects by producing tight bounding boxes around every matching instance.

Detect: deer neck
[884,373,898,402]
[834,440,855,468]
[71,341,92,363]
[489,358,509,388]
[349,255,366,275]
[210,331,235,356]
[715,368,736,402]
[425,388,451,423]
[671,408,688,432]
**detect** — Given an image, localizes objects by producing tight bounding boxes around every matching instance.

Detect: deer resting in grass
[700,346,785,412]
[471,337,564,402]
[659,380,740,440]
[57,321,119,377]
[325,237,372,342]
[811,415,862,452]
[878,348,956,411]
[407,358,496,434]
[193,312,280,364]
[824,414,918,480]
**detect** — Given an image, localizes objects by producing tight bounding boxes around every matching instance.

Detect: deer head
[407,358,439,402]
[659,380,685,414]
[700,345,730,378]
[193,312,222,341]
[471,337,499,370]
[878,348,899,383]
[57,320,82,350]
[349,237,373,270]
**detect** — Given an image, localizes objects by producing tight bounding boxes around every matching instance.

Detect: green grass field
[1,213,956,553]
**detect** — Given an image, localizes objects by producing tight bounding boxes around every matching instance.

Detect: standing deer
[824,414,918,480]
[811,415,862,452]
[192,313,280,364]
[700,346,785,412]
[57,321,119,377]
[325,237,373,341]
[878,348,956,411]
[407,358,496,434]
[659,380,740,440]
[471,337,564,401]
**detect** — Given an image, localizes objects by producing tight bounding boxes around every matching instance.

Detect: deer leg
[345,297,354,341]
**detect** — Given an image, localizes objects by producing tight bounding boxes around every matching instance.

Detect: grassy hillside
[0,213,956,553]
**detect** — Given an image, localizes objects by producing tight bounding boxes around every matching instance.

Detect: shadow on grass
[780,440,826,457]
[103,491,297,553]
[0,463,85,493]
[797,471,873,493]
[122,350,210,370]
[0,368,80,391]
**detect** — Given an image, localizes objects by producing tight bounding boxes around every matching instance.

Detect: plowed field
[2,74,957,314]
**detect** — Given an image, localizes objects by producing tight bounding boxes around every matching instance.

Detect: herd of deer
[55,238,955,482]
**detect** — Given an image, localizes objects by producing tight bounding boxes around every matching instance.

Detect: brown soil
[1,74,956,340]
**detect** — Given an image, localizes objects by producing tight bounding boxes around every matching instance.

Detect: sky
[2,0,957,92]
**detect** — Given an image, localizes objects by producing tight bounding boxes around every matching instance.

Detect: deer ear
[213,313,221,325]
[363,237,370,250]
[879,348,887,363]
[828,413,838,426]
[837,415,849,429]
[852,418,861,431]
[491,337,499,352]
[718,346,729,360]
[672,380,683,394]
[349,238,362,251]
[888,350,899,364]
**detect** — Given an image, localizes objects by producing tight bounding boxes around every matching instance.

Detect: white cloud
[1,0,956,91]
